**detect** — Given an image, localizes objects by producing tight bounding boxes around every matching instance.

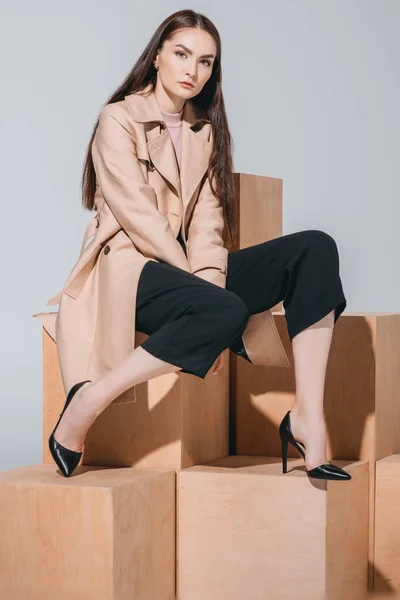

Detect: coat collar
[124,83,212,218]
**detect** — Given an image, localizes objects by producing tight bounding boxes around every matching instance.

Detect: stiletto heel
[48,380,92,477]
[281,439,288,474]
[278,410,351,481]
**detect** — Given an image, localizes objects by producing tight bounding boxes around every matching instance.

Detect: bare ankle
[291,403,324,423]
[80,380,112,416]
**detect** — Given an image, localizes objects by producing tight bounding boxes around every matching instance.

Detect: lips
[180,81,194,88]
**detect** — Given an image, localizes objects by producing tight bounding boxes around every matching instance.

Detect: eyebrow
[174,44,215,59]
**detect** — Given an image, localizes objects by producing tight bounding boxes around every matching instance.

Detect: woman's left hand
[212,352,225,374]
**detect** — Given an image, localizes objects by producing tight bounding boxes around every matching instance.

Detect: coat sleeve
[186,172,229,289]
[91,104,190,271]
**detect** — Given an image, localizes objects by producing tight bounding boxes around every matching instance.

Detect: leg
[54,261,249,452]
[290,309,334,469]
[226,229,347,470]
[52,347,182,452]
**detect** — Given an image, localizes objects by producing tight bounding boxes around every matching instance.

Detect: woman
[46,9,349,480]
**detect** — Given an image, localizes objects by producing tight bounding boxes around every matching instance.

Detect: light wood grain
[177,456,368,600]
[0,464,175,600]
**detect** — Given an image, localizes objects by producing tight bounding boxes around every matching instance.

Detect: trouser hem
[287,297,347,341]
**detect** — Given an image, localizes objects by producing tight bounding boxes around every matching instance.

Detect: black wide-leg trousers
[135,229,347,379]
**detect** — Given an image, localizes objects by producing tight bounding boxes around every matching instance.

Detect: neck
[153,80,186,113]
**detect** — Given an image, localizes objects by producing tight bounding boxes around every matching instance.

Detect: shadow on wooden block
[232,312,400,593]
[42,329,230,471]
[234,313,400,463]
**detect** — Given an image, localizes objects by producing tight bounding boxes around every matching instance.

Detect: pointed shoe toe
[48,379,91,478]
[49,437,82,478]
[306,463,352,481]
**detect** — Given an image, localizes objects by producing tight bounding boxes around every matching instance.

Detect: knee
[302,229,338,254]
[217,293,250,337]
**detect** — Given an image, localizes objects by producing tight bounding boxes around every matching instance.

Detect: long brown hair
[81,9,236,246]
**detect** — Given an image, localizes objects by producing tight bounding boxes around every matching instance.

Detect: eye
[175,51,212,67]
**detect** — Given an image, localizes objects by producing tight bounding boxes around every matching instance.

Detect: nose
[186,61,197,79]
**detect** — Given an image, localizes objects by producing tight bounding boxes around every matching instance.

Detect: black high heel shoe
[48,380,92,477]
[278,410,351,481]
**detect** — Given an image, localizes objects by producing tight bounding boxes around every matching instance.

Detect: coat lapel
[147,128,181,197]
[180,111,211,211]
[124,84,212,214]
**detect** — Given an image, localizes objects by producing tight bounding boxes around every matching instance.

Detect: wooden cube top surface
[0,464,175,488]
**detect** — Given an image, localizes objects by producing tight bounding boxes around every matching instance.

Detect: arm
[91,104,190,271]
[186,172,229,289]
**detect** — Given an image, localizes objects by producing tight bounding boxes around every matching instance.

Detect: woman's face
[154,27,217,100]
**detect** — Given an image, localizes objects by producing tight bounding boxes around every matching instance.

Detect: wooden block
[228,172,284,451]
[230,171,283,308]
[233,312,400,589]
[234,312,400,462]
[233,172,283,246]
[42,329,229,470]
[177,456,369,600]
[41,321,137,407]
[374,454,400,596]
[0,464,175,600]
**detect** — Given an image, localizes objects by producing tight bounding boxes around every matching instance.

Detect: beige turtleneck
[159,107,183,168]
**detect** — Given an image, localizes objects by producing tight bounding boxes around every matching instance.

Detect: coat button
[104,244,110,255]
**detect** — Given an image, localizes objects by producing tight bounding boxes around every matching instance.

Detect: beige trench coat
[33,83,290,405]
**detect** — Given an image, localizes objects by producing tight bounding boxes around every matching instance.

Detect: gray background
[1,0,398,471]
